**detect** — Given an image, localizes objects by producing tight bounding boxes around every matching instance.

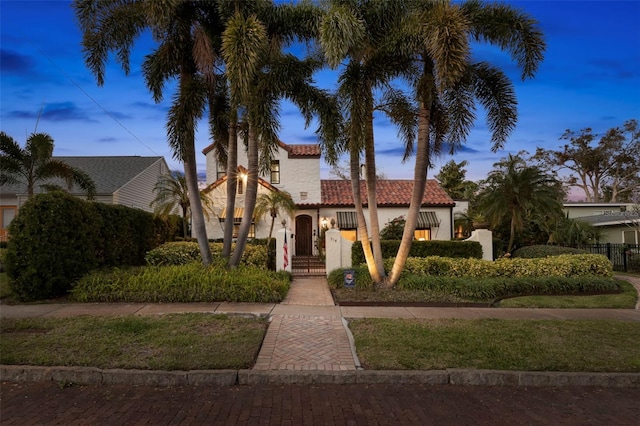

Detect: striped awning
[417,211,439,229]
[336,211,358,229]
[219,208,244,224]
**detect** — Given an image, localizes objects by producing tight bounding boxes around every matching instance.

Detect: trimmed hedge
[352,240,482,265]
[387,254,612,278]
[512,245,587,258]
[5,192,179,301]
[145,241,268,269]
[71,263,291,303]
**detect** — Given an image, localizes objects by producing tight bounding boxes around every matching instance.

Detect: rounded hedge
[5,192,100,300]
[512,245,587,258]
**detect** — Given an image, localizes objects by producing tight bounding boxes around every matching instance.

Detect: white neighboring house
[202,140,456,256]
[0,156,171,241]
[563,202,640,244]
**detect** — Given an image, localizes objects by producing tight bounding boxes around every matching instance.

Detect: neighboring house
[563,202,640,244]
[0,156,170,241]
[202,140,456,256]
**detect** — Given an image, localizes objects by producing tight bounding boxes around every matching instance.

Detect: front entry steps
[292,255,326,277]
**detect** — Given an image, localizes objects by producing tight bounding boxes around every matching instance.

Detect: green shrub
[71,263,291,303]
[5,192,178,301]
[512,245,587,258]
[386,254,612,279]
[5,192,100,300]
[328,266,374,290]
[145,241,268,268]
[352,240,482,265]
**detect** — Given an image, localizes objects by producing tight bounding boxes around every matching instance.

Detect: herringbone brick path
[254,278,357,371]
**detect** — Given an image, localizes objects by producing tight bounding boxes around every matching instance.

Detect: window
[270,160,280,184]
[623,230,639,244]
[217,170,226,180]
[414,229,431,241]
[340,230,357,242]
[237,178,244,195]
[0,206,16,241]
[233,224,255,239]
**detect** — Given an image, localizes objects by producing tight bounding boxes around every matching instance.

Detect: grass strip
[498,279,637,308]
[349,318,640,372]
[1,314,267,370]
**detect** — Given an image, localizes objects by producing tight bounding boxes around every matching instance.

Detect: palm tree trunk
[507,213,517,254]
[388,80,432,286]
[183,136,213,266]
[222,110,238,259]
[364,102,385,278]
[350,143,382,284]
[229,122,258,267]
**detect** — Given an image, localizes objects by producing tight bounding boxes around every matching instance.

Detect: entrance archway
[295,215,313,256]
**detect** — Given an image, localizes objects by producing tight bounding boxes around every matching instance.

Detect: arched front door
[295,215,313,256]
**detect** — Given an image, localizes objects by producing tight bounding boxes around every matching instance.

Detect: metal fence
[567,243,640,273]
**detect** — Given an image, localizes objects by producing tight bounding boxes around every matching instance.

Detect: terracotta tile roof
[321,179,455,207]
[202,166,279,194]
[277,140,321,158]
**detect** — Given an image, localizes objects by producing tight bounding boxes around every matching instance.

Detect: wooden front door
[295,215,313,256]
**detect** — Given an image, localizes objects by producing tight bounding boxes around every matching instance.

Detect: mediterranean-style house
[0,156,170,241]
[202,140,457,257]
[563,202,640,244]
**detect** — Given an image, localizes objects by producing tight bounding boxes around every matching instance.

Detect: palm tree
[254,190,296,248]
[478,154,563,254]
[0,131,96,199]
[319,0,414,283]
[75,0,224,266]
[150,170,214,238]
[386,0,546,286]
[223,1,340,267]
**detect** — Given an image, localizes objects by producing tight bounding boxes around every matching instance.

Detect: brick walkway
[254,277,358,371]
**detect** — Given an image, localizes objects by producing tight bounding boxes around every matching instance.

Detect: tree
[0,131,96,199]
[224,1,340,267]
[533,119,640,202]
[551,216,602,245]
[477,154,563,254]
[75,0,225,266]
[386,0,546,286]
[254,190,296,248]
[434,160,478,200]
[150,170,213,238]
[319,0,414,283]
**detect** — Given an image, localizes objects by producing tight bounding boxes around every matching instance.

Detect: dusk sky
[1,1,639,191]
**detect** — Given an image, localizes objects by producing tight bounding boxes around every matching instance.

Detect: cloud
[378,143,479,157]
[0,49,36,75]
[7,102,96,123]
[97,137,118,143]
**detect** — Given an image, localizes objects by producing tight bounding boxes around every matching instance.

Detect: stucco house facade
[202,140,456,256]
[0,156,170,241]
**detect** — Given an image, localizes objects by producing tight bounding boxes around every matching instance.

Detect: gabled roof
[202,140,320,158]
[1,156,165,195]
[201,165,279,194]
[321,179,455,207]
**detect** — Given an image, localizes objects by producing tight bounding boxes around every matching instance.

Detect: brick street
[2,381,639,425]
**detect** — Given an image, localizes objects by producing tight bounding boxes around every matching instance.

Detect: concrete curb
[3,365,639,388]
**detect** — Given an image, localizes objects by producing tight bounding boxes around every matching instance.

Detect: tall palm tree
[254,190,296,248]
[0,131,96,199]
[75,0,225,266]
[319,0,415,283]
[478,154,563,254]
[150,170,214,238]
[223,1,340,267]
[386,0,546,286]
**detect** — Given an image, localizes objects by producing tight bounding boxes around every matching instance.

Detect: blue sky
[1,1,639,188]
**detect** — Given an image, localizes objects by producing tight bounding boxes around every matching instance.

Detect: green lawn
[497,279,638,309]
[1,314,267,370]
[349,318,640,372]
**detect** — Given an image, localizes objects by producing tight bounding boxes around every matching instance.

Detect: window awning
[219,208,244,224]
[417,211,440,229]
[336,211,358,229]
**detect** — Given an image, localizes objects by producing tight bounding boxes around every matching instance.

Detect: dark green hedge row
[328,267,619,302]
[5,192,180,301]
[512,245,588,258]
[351,240,483,265]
